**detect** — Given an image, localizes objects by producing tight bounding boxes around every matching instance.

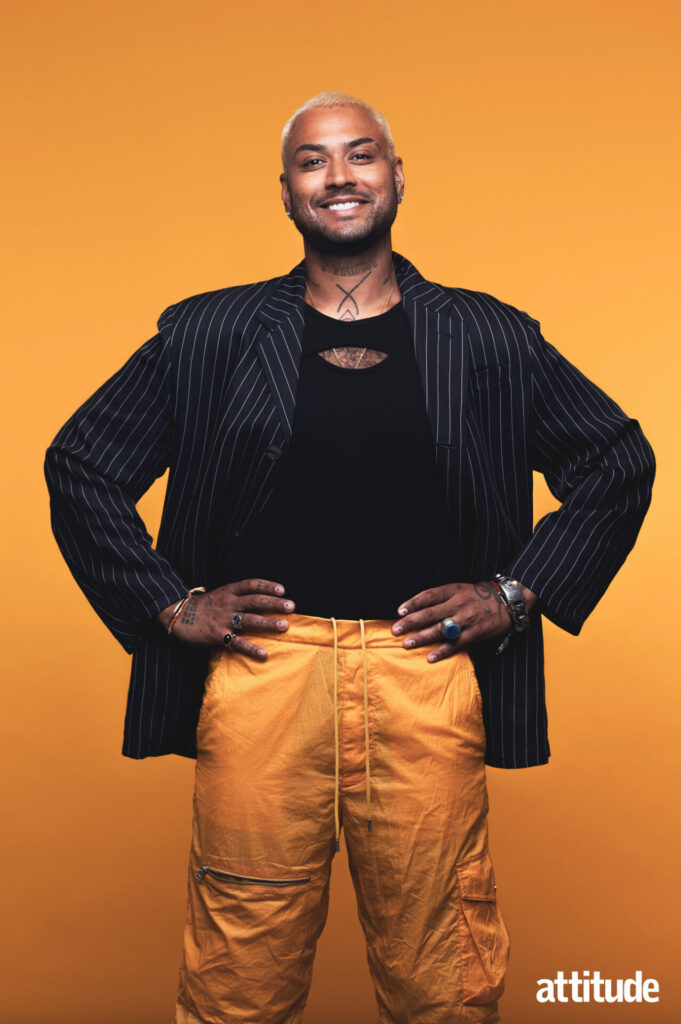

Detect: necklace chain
[305,278,397,368]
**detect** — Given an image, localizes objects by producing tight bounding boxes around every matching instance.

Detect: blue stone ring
[440,617,462,642]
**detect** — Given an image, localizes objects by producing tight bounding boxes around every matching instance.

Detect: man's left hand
[392,582,537,662]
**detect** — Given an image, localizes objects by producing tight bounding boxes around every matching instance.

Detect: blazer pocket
[469,363,503,392]
[455,848,510,1005]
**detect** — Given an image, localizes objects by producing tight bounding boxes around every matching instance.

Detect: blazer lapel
[253,260,307,440]
[395,254,471,542]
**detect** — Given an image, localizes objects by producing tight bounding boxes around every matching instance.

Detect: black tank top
[223,301,465,619]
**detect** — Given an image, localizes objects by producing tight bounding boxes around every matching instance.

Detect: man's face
[280,106,403,256]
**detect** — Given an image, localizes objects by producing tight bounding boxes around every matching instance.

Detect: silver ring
[439,617,462,642]
[232,611,244,632]
[223,632,237,648]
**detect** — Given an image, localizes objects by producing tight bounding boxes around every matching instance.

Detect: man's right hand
[157,579,295,661]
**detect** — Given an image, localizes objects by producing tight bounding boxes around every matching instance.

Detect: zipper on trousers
[195,865,311,886]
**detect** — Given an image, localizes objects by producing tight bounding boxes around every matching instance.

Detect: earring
[285,209,293,219]
[397,195,403,204]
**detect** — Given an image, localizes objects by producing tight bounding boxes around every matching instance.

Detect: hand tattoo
[180,595,199,625]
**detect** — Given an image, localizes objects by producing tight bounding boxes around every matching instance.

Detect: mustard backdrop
[2,0,678,1021]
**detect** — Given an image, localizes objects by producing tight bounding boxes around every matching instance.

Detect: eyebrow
[292,137,378,158]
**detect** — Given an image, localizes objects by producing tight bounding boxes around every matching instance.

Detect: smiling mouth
[319,197,369,212]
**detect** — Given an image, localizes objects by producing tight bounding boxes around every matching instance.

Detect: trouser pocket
[455,847,510,1005]
[195,864,312,887]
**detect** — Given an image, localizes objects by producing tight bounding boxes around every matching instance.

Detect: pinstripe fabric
[44,253,655,768]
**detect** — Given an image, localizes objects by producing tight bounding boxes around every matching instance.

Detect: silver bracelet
[493,574,531,632]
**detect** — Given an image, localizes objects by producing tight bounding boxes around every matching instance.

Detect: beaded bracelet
[167,587,206,636]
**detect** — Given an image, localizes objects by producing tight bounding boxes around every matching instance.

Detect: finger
[223,635,269,660]
[396,585,451,617]
[421,618,506,657]
[402,623,449,649]
[425,641,462,663]
[236,613,289,633]
[392,600,454,635]
[240,593,295,614]
[232,578,287,598]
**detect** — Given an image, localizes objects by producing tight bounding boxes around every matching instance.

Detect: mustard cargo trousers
[174,614,510,1024]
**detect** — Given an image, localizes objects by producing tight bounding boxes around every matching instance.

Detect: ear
[280,171,290,207]
[392,157,404,194]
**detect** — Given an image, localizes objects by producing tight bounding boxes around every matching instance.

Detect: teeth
[326,201,361,210]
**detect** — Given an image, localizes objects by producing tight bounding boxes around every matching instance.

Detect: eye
[302,157,324,168]
[350,151,371,160]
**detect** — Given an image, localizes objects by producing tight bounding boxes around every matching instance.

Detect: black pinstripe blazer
[44,252,655,768]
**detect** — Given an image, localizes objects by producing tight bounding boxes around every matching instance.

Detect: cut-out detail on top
[317,348,389,369]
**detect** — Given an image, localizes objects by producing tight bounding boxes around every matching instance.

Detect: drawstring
[359,619,372,832]
[330,618,341,851]
[329,617,373,852]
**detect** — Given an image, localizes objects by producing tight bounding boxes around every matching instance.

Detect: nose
[324,155,357,191]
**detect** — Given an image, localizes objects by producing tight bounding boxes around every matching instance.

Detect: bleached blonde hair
[281,91,396,167]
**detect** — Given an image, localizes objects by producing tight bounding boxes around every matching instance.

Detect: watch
[493,574,531,632]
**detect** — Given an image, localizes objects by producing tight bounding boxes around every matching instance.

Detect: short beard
[289,183,399,257]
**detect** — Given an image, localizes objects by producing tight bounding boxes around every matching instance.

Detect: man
[45,91,655,1024]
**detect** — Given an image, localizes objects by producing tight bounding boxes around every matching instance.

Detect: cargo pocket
[455,847,510,1005]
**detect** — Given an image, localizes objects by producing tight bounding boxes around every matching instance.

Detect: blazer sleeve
[504,314,656,635]
[44,314,189,653]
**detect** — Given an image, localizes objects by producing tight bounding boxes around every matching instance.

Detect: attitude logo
[537,971,660,1004]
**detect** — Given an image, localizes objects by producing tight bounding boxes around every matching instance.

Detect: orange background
[2,0,679,1021]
